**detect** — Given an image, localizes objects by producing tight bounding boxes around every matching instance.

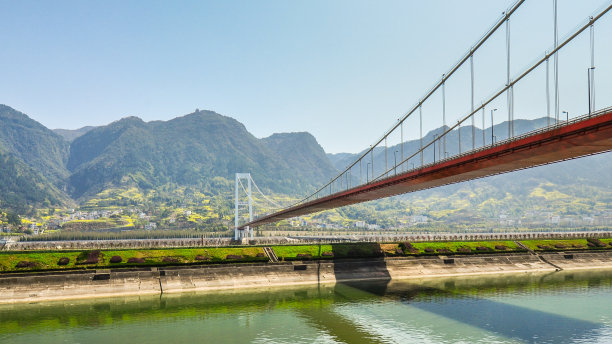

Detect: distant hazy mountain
[329,116,610,187]
[53,126,97,141]
[328,117,555,176]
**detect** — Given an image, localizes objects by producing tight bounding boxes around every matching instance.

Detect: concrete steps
[263,247,279,262]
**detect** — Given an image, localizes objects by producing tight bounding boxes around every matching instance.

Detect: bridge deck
[242,110,612,228]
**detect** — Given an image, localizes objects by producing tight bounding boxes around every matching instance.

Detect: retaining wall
[2,250,611,304]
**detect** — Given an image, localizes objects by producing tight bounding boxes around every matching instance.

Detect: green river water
[1,269,612,343]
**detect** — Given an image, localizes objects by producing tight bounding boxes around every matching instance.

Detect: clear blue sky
[1,0,610,153]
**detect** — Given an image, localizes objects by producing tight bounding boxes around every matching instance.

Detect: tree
[6,211,21,226]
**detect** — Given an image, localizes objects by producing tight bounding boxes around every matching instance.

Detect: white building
[354,221,366,228]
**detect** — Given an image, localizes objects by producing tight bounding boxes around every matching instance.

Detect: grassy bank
[0,247,267,273]
[2,238,612,273]
[272,243,385,260]
[521,238,612,251]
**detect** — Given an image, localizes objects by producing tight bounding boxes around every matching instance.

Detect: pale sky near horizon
[1,0,610,153]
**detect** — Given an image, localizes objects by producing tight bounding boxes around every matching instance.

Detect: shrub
[395,248,405,255]
[400,242,414,250]
[296,253,312,259]
[77,250,101,265]
[476,246,490,251]
[436,248,451,254]
[322,251,334,257]
[495,245,508,250]
[57,257,70,265]
[587,238,607,248]
[195,255,209,261]
[457,247,472,253]
[554,244,567,249]
[424,248,435,253]
[162,257,179,263]
[109,256,122,263]
[256,253,266,257]
[127,257,145,263]
[16,261,36,268]
[537,245,552,250]
[400,242,419,254]
[226,255,243,260]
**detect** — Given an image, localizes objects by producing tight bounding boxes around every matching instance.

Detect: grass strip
[0,246,266,272]
[2,238,611,273]
[521,238,612,251]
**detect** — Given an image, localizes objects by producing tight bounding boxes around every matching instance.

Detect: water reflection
[0,269,611,343]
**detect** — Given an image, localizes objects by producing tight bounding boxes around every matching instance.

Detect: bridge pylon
[234,173,253,240]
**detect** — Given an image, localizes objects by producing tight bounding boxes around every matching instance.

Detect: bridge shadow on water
[287,243,393,343]
[403,288,600,343]
[324,249,606,344]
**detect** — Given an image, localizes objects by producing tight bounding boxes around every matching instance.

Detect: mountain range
[0,104,335,212]
[0,103,610,226]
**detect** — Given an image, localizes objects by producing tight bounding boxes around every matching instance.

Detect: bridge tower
[234,173,253,240]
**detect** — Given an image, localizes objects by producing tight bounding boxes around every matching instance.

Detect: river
[1,269,611,343]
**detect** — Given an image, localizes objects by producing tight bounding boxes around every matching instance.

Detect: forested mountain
[262,132,337,187]
[0,105,70,187]
[0,151,69,212]
[0,105,337,211]
[67,111,336,198]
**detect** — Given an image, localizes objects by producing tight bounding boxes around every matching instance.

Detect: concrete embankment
[1,250,611,304]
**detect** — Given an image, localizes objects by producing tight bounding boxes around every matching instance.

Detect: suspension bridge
[235,0,612,239]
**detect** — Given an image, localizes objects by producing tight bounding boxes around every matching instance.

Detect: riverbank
[1,249,611,304]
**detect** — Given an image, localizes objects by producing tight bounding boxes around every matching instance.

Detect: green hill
[0,105,337,212]
[67,110,336,198]
[0,150,69,212]
[0,105,70,187]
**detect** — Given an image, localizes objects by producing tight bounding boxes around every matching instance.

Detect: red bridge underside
[243,111,612,228]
